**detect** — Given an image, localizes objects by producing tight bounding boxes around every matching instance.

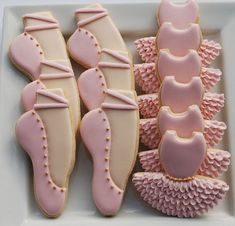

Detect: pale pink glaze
[9,33,44,79]
[16,110,66,217]
[133,172,229,217]
[158,105,204,138]
[101,49,131,64]
[80,108,123,216]
[157,49,201,83]
[67,28,100,68]
[158,0,199,29]
[135,37,221,65]
[160,76,203,113]
[78,68,107,110]
[140,118,226,149]
[157,23,202,56]
[23,14,59,32]
[21,80,46,112]
[134,62,222,93]
[159,131,206,178]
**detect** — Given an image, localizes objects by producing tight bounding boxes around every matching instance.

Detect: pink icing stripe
[41,61,73,73]
[34,103,68,109]
[105,89,137,107]
[101,49,131,64]
[77,12,108,27]
[36,89,68,104]
[75,8,107,13]
[98,62,130,69]
[39,73,73,80]
[24,24,59,32]
[101,103,138,110]
[23,14,58,23]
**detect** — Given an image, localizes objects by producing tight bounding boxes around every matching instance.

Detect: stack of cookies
[67,3,139,216]
[132,0,231,217]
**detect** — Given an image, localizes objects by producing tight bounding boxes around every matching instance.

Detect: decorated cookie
[67,3,127,68]
[80,90,139,216]
[9,12,80,132]
[16,89,75,217]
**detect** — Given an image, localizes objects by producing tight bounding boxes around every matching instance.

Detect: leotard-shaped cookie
[16,89,75,217]
[158,0,199,29]
[67,4,127,68]
[80,90,138,216]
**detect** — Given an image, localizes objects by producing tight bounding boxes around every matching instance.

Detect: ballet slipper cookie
[9,12,80,131]
[16,89,75,217]
[78,49,134,110]
[134,49,222,94]
[80,90,139,216]
[67,3,127,68]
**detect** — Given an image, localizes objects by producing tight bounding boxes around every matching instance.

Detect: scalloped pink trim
[132,172,229,217]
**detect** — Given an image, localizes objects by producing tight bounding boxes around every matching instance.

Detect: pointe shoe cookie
[16,89,75,217]
[67,3,127,68]
[78,49,134,110]
[80,90,139,216]
[9,12,80,131]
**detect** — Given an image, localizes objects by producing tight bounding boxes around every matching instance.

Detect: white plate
[0,1,235,225]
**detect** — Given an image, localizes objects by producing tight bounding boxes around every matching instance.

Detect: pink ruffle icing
[139,118,226,149]
[138,92,224,120]
[134,63,222,93]
[138,149,231,178]
[134,37,221,66]
[132,172,229,218]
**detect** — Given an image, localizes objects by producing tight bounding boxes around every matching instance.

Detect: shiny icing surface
[157,23,202,56]
[157,49,201,83]
[160,76,204,112]
[158,0,199,29]
[159,131,206,179]
[158,105,204,138]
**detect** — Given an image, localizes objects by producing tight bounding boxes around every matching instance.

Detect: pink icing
[101,103,137,110]
[21,80,46,112]
[36,89,69,104]
[132,172,229,217]
[67,28,100,68]
[160,76,203,113]
[157,49,201,83]
[158,0,199,29]
[34,103,68,109]
[78,68,107,110]
[80,108,123,216]
[101,49,131,64]
[9,33,43,80]
[98,62,130,69]
[41,60,73,73]
[158,105,204,138]
[157,23,202,56]
[77,12,108,27]
[159,131,206,179]
[23,14,59,32]
[16,110,66,217]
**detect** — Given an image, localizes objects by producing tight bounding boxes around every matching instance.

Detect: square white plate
[0,1,235,225]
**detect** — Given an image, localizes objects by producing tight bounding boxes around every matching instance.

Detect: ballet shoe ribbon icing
[157,23,202,56]
[23,13,59,32]
[159,131,206,179]
[158,0,199,29]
